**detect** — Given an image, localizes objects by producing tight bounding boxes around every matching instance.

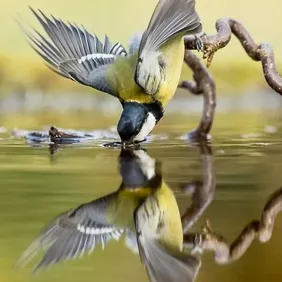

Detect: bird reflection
[17,146,212,282]
[17,140,282,280]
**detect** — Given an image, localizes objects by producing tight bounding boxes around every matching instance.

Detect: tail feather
[137,238,201,282]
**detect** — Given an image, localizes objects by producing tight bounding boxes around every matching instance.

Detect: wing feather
[138,0,202,55]
[18,8,128,96]
[135,0,202,95]
[16,193,124,272]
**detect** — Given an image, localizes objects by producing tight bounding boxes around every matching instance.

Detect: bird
[17,148,201,282]
[19,0,203,146]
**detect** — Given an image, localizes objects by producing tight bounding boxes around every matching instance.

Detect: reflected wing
[19,8,128,96]
[135,0,202,95]
[17,192,124,272]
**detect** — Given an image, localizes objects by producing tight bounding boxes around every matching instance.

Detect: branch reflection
[184,186,282,264]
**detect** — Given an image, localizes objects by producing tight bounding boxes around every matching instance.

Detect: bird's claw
[194,35,204,52]
[190,233,203,255]
[203,45,216,68]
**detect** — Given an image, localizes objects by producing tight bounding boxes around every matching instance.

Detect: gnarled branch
[183,18,282,95]
[179,50,216,140]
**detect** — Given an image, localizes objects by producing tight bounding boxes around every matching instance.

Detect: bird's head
[117,102,163,144]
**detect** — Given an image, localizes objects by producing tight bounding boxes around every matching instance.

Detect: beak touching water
[117,102,162,145]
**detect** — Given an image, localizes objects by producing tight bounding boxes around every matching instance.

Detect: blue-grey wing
[19,8,128,96]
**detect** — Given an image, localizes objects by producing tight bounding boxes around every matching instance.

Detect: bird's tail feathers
[137,238,201,282]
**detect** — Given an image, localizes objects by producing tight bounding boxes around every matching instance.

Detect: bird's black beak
[117,102,147,143]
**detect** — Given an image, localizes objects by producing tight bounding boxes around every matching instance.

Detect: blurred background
[1,1,282,282]
[0,0,282,131]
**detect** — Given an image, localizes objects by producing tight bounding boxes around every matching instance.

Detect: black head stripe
[144,101,164,122]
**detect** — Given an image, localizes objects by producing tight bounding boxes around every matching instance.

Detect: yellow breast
[156,182,183,251]
[155,36,185,107]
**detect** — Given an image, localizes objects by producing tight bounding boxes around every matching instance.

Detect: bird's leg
[183,18,282,94]
[194,34,205,52]
[183,220,218,255]
[185,233,204,255]
[179,51,216,142]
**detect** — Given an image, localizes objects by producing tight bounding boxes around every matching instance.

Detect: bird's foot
[194,34,205,52]
[190,220,216,255]
[203,43,217,68]
[190,233,204,255]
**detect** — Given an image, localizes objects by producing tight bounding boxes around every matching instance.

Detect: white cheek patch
[133,150,156,179]
[133,112,156,142]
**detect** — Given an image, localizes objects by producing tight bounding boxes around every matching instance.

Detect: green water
[1,126,282,282]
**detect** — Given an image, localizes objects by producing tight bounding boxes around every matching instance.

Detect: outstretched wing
[19,8,128,96]
[135,0,202,95]
[17,192,124,272]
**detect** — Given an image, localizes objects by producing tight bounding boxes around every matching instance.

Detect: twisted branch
[179,51,216,140]
[183,18,282,95]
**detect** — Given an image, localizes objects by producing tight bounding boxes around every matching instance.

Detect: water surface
[0,125,282,282]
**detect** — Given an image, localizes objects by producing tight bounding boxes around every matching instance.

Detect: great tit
[17,149,200,281]
[20,0,202,145]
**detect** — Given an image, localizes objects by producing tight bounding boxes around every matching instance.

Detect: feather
[128,31,144,55]
[135,0,202,95]
[135,199,201,282]
[18,8,128,96]
[138,0,202,56]
[16,193,124,272]
[136,238,201,282]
